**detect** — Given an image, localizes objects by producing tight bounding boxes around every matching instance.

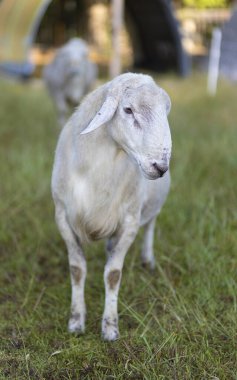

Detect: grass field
[0,74,237,379]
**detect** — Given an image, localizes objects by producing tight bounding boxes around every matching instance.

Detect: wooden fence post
[109,0,124,78]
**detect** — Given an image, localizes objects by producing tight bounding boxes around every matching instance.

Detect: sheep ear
[80,96,118,135]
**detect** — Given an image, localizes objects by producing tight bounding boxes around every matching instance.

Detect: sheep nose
[152,162,168,178]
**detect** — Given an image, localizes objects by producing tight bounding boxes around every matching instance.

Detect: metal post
[207,28,222,96]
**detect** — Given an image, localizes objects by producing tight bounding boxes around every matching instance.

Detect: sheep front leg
[141,217,156,270]
[54,93,68,126]
[68,249,87,334]
[55,206,87,334]
[102,217,139,341]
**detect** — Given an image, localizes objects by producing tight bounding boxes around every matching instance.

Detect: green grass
[0,74,237,379]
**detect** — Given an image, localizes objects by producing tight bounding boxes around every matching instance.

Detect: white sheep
[43,38,97,126]
[51,72,172,341]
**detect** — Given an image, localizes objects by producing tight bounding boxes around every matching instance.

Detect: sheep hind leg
[141,217,156,270]
[55,205,87,334]
[102,218,139,341]
[105,235,119,259]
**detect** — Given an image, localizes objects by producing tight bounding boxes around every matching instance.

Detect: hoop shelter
[0,0,188,78]
[0,0,51,77]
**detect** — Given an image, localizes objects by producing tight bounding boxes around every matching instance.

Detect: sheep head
[81,73,172,180]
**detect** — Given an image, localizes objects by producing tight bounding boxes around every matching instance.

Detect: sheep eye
[124,107,133,115]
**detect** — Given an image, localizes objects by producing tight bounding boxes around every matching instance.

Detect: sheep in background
[43,38,97,126]
[51,73,172,341]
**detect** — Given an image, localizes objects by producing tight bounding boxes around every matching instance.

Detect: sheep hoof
[102,317,119,341]
[142,260,155,271]
[102,328,119,341]
[68,315,85,335]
